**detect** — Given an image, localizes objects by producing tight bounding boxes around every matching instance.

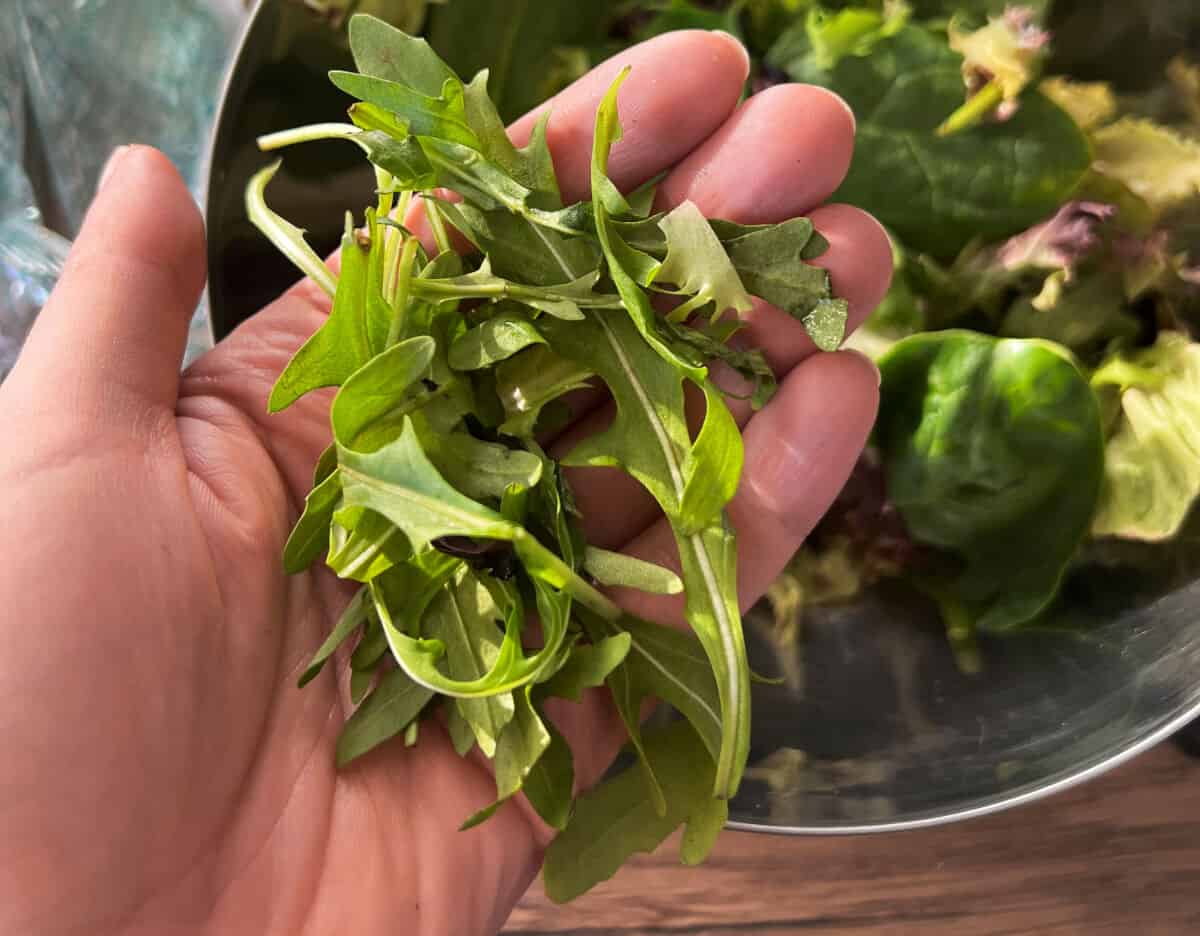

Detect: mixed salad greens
[247,14,846,901]
[521,0,1200,668]
[253,0,1200,901]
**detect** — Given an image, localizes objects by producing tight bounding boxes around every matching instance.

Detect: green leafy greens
[247,13,848,901]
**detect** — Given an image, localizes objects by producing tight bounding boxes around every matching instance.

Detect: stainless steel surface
[203,0,1200,835]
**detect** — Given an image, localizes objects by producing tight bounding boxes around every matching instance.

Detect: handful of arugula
[246,15,846,900]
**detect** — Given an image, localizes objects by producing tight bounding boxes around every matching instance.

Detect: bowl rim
[728,697,1200,835]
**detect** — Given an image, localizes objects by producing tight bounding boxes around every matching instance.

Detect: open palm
[0,30,890,936]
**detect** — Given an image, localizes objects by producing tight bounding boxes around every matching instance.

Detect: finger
[555,205,892,548]
[509,29,751,203]
[9,146,206,420]
[655,83,857,220]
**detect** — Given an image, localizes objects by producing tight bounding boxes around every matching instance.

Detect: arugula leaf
[446,701,477,757]
[299,587,370,688]
[425,0,615,123]
[542,309,750,797]
[283,469,343,574]
[658,319,778,410]
[418,568,517,755]
[331,337,437,446]
[656,201,754,323]
[523,720,575,831]
[492,687,551,801]
[338,417,518,552]
[349,669,376,707]
[583,547,683,596]
[722,218,848,350]
[678,381,744,535]
[620,615,724,764]
[588,70,701,375]
[440,202,600,286]
[419,426,545,501]
[538,633,632,702]
[543,720,726,904]
[336,667,435,767]
[461,71,562,207]
[350,611,389,672]
[330,71,480,149]
[348,12,457,95]
[267,214,379,413]
[328,507,411,582]
[245,161,338,301]
[448,309,547,370]
[495,345,595,438]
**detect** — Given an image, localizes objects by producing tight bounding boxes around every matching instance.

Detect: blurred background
[1,0,248,378]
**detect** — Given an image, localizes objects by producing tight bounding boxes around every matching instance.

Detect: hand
[0,30,891,936]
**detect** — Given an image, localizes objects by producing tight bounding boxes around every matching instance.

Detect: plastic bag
[1,0,248,382]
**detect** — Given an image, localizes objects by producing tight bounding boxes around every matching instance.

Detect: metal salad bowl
[203,0,1200,835]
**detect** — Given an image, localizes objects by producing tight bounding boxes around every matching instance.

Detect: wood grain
[506,742,1200,935]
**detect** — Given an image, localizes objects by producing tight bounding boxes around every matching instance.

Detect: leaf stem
[257,122,361,151]
[423,194,453,255]
[512,531,623,622]
[387,237,421,347]
[376,166,395,219]
[411,278,618,308]
[936,80,1005,137]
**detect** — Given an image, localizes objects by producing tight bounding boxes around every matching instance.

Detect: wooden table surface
[506,742,1200,935]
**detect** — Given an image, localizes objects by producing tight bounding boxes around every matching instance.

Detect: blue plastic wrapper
[1,0,247,382]
[0,216,72,382]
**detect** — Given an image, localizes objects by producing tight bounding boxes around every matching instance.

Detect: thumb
[11,146,206,419]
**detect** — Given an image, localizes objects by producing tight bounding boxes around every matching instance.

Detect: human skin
[0,29,891,936]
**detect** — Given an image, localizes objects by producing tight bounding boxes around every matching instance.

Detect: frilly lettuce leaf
[1092,332,1200,541]
[1092,118,1200,218]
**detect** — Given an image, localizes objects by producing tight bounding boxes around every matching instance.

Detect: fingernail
[98,145,132,192]
[845,349,882,388]
[710,30,751,79]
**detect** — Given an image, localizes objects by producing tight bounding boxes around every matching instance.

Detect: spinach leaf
[775,24,1092,257]
[875,330,1105,631]
[425,0,617,123]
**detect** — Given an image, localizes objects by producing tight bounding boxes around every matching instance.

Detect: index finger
[509,29,750,202]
